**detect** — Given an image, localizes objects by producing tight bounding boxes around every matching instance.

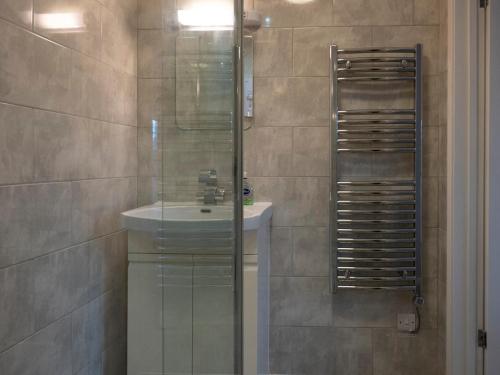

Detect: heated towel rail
[329,45,423,301]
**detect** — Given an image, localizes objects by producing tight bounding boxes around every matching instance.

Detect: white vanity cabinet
[123,202,272,375]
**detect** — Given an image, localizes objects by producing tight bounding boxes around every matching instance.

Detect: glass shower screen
[129,0,242,374]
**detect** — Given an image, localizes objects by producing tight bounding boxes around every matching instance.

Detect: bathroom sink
[121,201,272,233]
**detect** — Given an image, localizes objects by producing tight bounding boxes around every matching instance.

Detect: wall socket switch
[397,313,416,332]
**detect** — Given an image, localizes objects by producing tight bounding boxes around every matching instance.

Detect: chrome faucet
[197,169,225,205]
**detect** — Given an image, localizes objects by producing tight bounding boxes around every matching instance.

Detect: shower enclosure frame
[233,1,244,374]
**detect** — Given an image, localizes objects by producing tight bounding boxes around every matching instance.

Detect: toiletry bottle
[243,172,254,205]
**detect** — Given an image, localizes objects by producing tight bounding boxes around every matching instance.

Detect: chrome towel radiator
[329,45,423,301]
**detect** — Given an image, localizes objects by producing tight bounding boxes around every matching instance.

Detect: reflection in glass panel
[128,0,239,374]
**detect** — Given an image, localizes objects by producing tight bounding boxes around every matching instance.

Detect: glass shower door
[159,0,242,374]
[129,0,241,373]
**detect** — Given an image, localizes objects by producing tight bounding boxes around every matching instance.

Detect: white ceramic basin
[121,202,272,233]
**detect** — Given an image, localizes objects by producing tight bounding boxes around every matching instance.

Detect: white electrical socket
[397,313,416,332]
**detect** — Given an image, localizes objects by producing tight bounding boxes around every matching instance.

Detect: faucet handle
[214,187,225,202]
[199,169,217,186]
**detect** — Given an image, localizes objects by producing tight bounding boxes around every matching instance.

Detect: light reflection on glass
[152,119,159,152]
[37,12,85,33]
[177,3,234,31]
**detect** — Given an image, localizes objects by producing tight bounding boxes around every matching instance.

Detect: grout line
[0,229,129,271]
[0,99,138,129]
[0,175,138,189]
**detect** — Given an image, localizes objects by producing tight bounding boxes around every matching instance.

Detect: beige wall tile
[290,326,336,374]
[29,35,73,113]
[32,243,89,329]
[70,53,104,120]
[138,127,161,177]
[332,0,413,26]
[0,316,72,375]
[292,226,329,276]
[245,126,293,177]
[373,328,440,375]
[423,176,439,228]
[138,0,162,29]
[423,126,439,177]
[254,0,333,27]
[88,232,128,298]
[414,0,440,25]
[423,228,438,279]
[138,78,162,127]
[0,261,36,352]
[34,0,102,59]
[269,326,294,374]
[101,5,137,75]
[334,328,373,375]
[71,178,136,243]
[0,21,35,107]
[99,0,137,13]
[270,227,293,276]
[438,176,447,230]
[91,122,137,178]
[0,0,32,28]
[251,177,329,226]
[31,182,73,255]
[254,28,293,77]
[423,75,441,126]
[33,111,89,181]
[0,103,34,185]
[0,185,33,267]
[0,183,73,267]
[293,26,372,77]
[254,77,329,126]
[270,276,332,326]
[138,29,176,78]
[137,176,160,205]
[292,126,329,176]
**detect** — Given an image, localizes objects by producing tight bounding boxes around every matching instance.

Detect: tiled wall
[244,0,447,374]
[0,1,137,374]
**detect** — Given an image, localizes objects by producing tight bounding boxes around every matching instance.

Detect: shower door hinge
[480,0,488,8]
[478,329,487,348]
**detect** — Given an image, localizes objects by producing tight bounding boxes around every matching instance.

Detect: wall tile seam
[251,23,440,30]
[246,125,329,129]
[0,96,138,129]
[0,17,138,79]
[0,229,129,272]
[249,175,330,178]
[0,176,138,189]
[0,100,138,127]
[270,275,329,279]
[247,121,330,128]
[269,324,440,331]
[254,74,442,79]
[0,284,126,357]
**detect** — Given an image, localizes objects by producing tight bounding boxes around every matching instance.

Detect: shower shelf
[329,45,423,298]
